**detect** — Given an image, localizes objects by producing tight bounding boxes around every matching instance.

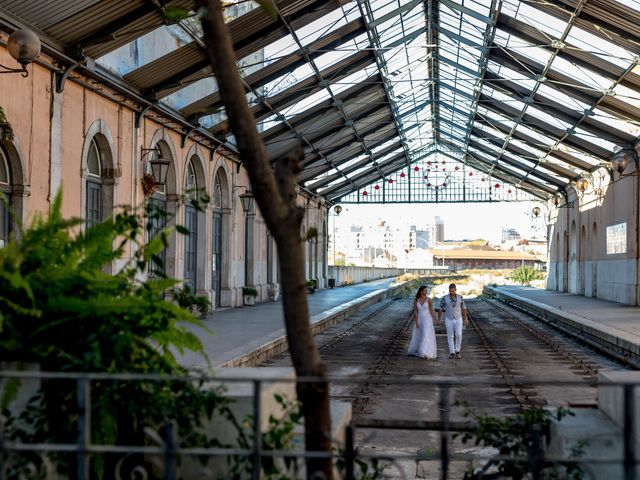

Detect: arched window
[183,159,199,292]
[0,147,11,246]
[85,138,103,228]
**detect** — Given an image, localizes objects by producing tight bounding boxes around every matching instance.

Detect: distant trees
[511,265,542,285]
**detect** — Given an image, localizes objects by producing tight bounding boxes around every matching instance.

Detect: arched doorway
[146,142,177,279]
[81,122,117,231]
[0,147,11,246]
[555,231,560,291]
[183,159,199,292]
[591,223,598,298]
[563,230,569,292]
[183,154,207,294]
[212,171,224,307]
[579,225,586,295]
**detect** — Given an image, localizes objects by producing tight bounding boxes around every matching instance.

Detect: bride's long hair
[415,285,427,300]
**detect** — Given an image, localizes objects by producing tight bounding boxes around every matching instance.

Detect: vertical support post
[624,384,635,480]
[252,380,262,480]
[76,377,90,480]
[344,424,355,480]
[439,383,450,480]
[530,423,543,480]
[163,421,177,480]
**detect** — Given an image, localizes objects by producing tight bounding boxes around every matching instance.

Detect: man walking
[437,283,468,359]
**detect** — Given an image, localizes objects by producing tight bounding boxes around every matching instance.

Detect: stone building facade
[0,32,328,311]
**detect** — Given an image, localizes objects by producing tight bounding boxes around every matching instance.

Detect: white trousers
[445,317,463,354]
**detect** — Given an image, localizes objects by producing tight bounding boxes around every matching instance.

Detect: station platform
[485,286,640,366]
[178,277,410,370]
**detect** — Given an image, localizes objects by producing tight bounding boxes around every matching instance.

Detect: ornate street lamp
[149,153,170,186]
[239,189,254,215]
[532,206,541,218]
[575,176,590,194]
[333,205,342,215]
[1,29,41,76]
[611,148,638,175]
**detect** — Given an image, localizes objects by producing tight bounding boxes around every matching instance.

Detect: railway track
[261,293,627,478]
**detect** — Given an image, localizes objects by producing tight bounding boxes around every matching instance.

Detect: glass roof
[8,0,638,203]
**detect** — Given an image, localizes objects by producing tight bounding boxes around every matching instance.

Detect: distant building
[501,227,521,243]
[430,248,543,270]
[435,216,445,242]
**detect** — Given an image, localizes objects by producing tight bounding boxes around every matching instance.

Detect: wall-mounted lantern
[611,147,638,175]
[239,189,254,215]
[141,147,169,186]
[575,176,590,194]
[1,29,41,77]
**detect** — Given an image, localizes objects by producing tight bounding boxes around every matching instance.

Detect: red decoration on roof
[414,166,419,171]
[455,166,459,171]
[495,183,500,188]
[374,185,380,190]
[469,172,473,176]
[388,179,393,183]
[363,191,368,196]
[400,172,406,178]
[508,189,512,194]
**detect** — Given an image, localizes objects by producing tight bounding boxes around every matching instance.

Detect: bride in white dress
[408,285,438,359]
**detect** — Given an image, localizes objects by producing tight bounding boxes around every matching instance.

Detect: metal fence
[0,370,637,480]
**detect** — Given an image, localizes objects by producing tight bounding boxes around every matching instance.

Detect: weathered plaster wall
[0,42,328,310]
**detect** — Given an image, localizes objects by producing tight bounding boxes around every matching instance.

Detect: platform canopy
[1,0,638,202]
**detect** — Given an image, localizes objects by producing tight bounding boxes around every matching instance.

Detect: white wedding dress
[407,299,437,359]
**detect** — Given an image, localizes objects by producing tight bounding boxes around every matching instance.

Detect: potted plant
[242,286,258,306]
[0,105,14,141]
[141,173,157,196]
[306,279,316,294]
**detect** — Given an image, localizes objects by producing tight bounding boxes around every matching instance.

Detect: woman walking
[407,285,437,359]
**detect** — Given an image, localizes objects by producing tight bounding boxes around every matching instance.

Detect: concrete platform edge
[484,287,640,361]
[217,281,414,368]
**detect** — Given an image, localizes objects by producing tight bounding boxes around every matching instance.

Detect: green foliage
[306,279,316,293]
[511,265,542,285]
[242,286,258,297]
[455,405,584,479]
[227,394,303,479]
[173,284,211,316]
[305,227,318,242]
[254,0,278,19]
[336,457,387,480]
[0,192,230,477]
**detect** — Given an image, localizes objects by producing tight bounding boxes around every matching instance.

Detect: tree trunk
[195,2,333,478]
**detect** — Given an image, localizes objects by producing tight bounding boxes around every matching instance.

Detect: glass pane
[0,148,9,184]
[87,138,101,176]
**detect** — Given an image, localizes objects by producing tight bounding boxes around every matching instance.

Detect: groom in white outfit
[437,283,468,359]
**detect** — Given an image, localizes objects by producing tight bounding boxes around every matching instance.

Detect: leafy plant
[454,404,584,479]
[242,286,258,297]
[305,227,318,242]
[0,192,230,477]
[511,265,542,285]
[227,394,303,479]
[306,279,316,293]
[173,284,211,315]
[140,172,157,196]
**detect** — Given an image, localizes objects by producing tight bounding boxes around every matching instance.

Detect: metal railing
[0,370,637,479]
